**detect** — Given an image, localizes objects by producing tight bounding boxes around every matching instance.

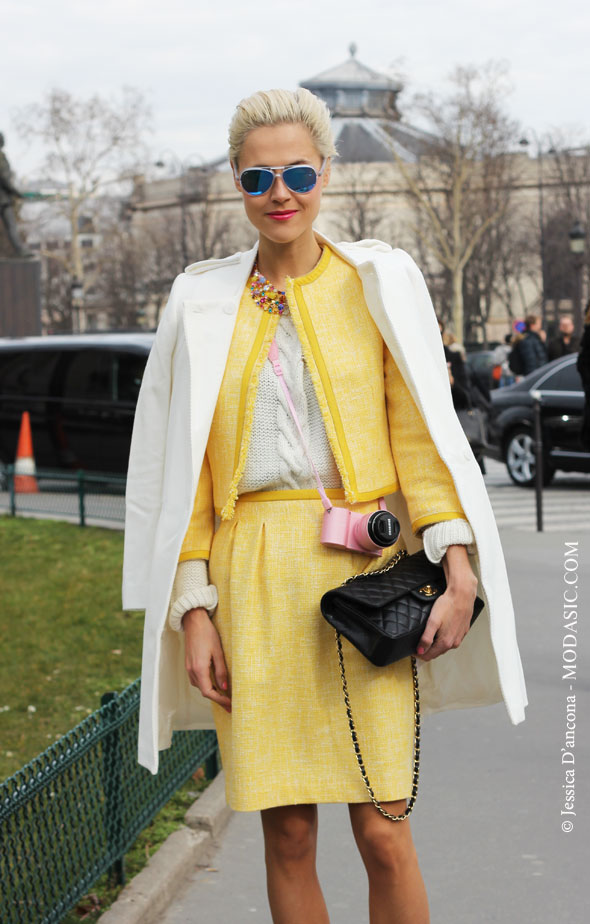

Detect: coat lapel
[181,244,258,485]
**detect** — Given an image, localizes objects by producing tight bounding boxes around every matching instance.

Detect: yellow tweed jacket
[178,245,466,563]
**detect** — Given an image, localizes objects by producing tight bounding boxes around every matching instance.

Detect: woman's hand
[182,608,232,712]
[416,545,478,662]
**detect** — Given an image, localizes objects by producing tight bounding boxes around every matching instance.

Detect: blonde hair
[228,88,338,167]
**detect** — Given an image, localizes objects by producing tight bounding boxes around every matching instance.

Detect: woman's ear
[230,159,241,193]
[322,158,331,188]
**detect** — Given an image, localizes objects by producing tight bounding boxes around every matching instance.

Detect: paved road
[160,525,589,923]
[483,458,590,532]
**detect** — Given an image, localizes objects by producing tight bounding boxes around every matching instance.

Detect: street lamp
[71,277,84,333]
[568,221,586,340]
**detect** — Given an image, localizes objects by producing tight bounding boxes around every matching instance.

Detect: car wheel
[505,428,555,487]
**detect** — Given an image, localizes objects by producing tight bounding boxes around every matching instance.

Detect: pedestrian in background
[493,334,516,387]
[577,300,590,451]
[437,318,470,408]
[510,314,547,377]
[123,87,527,924]
[547,314,580,362]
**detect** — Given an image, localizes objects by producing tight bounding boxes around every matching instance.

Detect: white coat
[122,231,528,775]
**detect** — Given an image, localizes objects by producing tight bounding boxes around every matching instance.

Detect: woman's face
[232,122,330,246]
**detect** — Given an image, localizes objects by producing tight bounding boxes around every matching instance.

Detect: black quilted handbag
[321,548,484,667]
[320,547,484,822]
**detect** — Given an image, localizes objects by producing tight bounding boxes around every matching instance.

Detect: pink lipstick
[267,211,297,221]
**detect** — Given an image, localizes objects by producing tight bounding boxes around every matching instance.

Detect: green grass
[0,515,143,781]
[0,514,214,921]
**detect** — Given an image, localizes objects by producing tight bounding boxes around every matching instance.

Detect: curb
[99,770,232,924]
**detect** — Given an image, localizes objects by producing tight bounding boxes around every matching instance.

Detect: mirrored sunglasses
[235,158,327,196]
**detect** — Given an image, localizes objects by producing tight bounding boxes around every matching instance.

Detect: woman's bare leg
[260,803,329,924]
[348,800,429,924]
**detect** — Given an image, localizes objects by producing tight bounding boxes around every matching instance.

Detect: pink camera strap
[268,338,333,511]
[268,338,386,514]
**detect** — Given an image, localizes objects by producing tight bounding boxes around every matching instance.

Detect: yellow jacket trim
[413,511,466,533]
[233,309,273,472]
[178,549,211,562]
[214,482,400,513]
[287,281,356,503]
[220,310,280,521]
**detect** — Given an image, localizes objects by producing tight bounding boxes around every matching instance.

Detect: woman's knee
[261,804,318,865]
[349,803,417,876]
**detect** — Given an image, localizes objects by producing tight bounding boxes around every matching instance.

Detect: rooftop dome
[300,45,436,163]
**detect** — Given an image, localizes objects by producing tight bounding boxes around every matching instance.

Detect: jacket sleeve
[384,341,468,537]
[178,450,215,562]
[122,275,182,611]
[168,451,217,631]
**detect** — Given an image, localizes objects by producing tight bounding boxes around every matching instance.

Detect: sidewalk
[155,527,588,922]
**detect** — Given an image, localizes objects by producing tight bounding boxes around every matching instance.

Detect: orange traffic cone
[14,411,40,493]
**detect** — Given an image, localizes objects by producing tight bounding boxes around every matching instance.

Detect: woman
[518,314,548,376]
[123,89,527,923]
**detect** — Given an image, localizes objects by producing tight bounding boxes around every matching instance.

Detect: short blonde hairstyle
[228,88,338,167]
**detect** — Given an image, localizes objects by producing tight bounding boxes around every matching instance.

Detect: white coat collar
[182,230,391,284]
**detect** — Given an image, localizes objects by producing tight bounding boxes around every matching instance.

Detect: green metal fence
[0,464,126,527]
[0,678,219,924]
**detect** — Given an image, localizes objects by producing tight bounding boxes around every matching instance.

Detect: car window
[0,350,61,396]
[539,362,583,393]
[114,353,146,402]
[63,350,115,401]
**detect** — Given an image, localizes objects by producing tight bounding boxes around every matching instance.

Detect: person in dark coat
[547,315,580,362]
[437,318,488,473]
[577,301,590,451]
[519,314,548,375]
[437,318,470,409]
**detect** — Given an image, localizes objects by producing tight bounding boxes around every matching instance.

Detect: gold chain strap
[335,547,421,822]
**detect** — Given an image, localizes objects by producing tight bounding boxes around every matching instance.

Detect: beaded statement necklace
[249,263,288,315]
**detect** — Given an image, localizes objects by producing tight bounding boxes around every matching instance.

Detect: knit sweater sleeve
[421,519,476,564]
[168,559,218,632]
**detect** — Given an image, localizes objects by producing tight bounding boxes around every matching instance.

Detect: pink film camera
[321,498,400,557]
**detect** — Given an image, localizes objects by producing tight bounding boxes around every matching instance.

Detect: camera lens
[367,511,400,547]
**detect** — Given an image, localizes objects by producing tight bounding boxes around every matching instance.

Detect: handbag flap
[329,550,445,609]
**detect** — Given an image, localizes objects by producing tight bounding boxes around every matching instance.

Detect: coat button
[223,302,237,315]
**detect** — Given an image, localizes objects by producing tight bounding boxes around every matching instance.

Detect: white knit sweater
[168,307,475,631]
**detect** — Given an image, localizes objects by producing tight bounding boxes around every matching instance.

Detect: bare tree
[182,167,236,264]
[542,136,590,326]
[462,200,539,344]
[330,163,389,242]
[385,61,522,342]
[13,87,151,318]
[41,256,74,333]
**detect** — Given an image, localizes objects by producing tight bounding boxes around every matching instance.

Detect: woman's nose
[270,173,291,201]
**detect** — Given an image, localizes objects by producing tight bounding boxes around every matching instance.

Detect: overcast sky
[2,0,589,180]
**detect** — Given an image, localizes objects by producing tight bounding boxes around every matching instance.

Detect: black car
[484,354,590,486]
[0,333,154,475]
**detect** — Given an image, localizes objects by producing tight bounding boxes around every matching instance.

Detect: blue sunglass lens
[240,169,274,195]
[283,166,317,193]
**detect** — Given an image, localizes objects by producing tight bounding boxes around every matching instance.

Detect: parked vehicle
[484,354,590,486]
[0,333,154,475]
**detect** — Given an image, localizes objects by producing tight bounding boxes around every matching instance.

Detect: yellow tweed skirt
[208,493,415,812]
